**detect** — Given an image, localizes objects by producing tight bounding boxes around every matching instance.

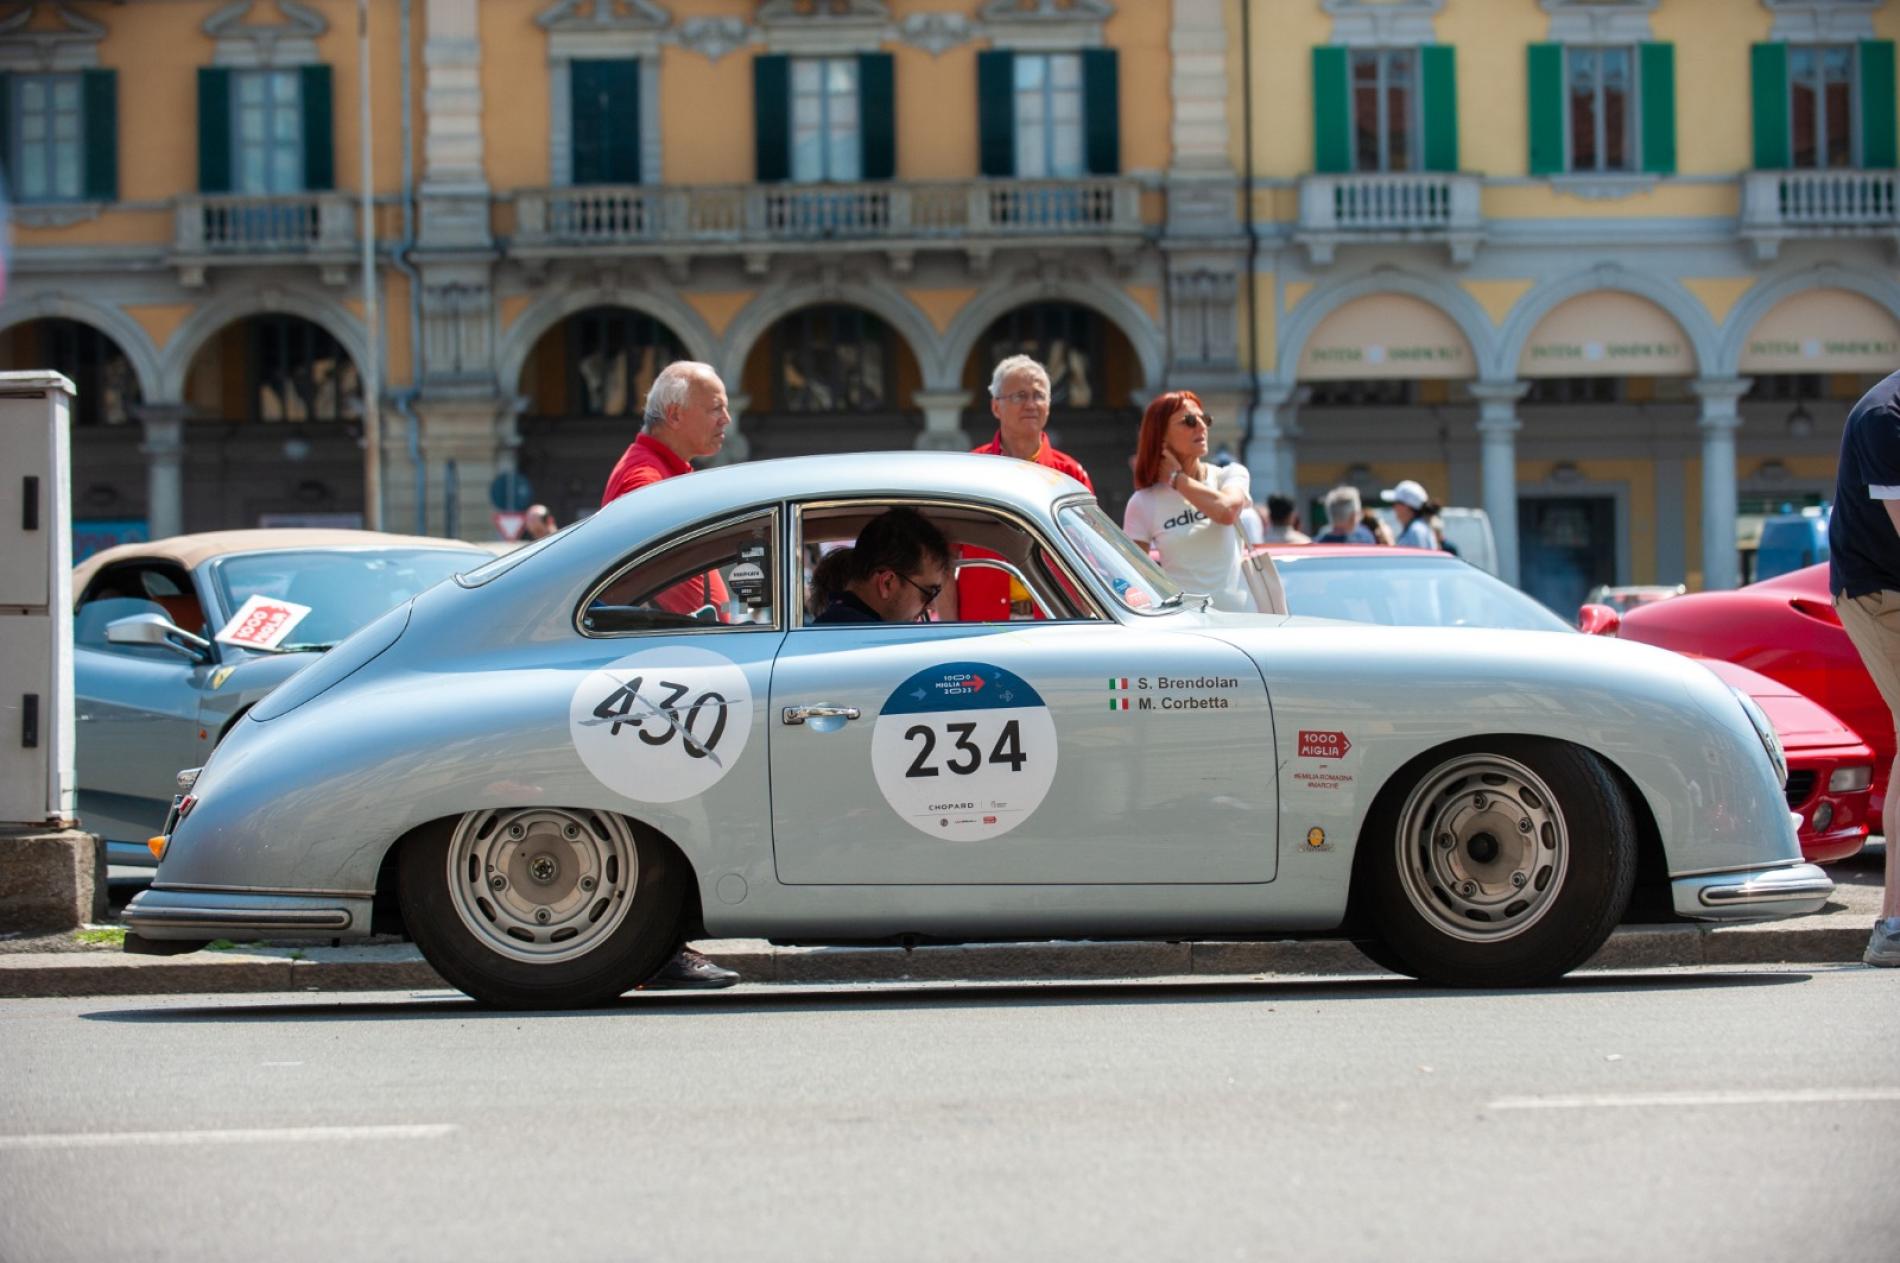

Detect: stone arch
[1715,263,1900,378]
[1277,269,1495,388]
[941,278,1163,395]
[159,285,372,402]
[0,294,164,403]
[719,280,944,392]
[1494,265,1719,382]
[495,286,719,404]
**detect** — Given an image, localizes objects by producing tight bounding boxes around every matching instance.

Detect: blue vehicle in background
[1755,507,1830,583]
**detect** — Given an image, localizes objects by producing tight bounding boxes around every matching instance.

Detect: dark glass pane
[1386,53,1413,172]
[980,302,1102,409]
[774,305,891,413]
[1790,49,1818,168]
[1568,50,1597,170]
[1352,52,1381,171]
[564,307,682,418]
[1601,48,1630,172]
[1823,49,1852,167]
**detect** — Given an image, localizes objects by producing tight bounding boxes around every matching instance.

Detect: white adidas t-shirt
[1122,462,1256,612]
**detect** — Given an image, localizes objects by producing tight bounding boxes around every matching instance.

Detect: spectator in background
[1123,390,1265,612]
[1382,478,1440,550]
[1362,511,1396,546]
[522,504,557,540]
[1315,486,1375,544]
[1261,494,1312,544]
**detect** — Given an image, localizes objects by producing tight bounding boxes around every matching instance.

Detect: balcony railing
[511,177,1142,252]
[175,193,356,254]
[1295,172,1483,264]
[1742,169,1900,259]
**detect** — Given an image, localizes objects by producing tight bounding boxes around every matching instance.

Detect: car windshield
[1056,503,1184,614]
[211,549,481,651]
[1271,552,1575,633]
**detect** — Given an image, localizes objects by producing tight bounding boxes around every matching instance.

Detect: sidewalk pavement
[0,859,1884,998]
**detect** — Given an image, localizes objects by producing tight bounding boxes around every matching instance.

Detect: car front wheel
[399,808,684,1009]
[1365,739,1637,987]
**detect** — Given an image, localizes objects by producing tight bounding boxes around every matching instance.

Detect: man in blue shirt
[1829,367,1900,966]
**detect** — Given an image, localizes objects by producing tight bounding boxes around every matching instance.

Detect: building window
[772,306,890,413]
[234,69,304,194]
[1351,49,1418,173]
[10,74,84,203]
[1789,45,1856,168]
[248,316,359,423]
[566,308,683,417]
[1567,46,1635,172]
[791,57,860,183]
[1014,53,1084,179]
[1525,376,1621,405]
[1305,379,1416,408]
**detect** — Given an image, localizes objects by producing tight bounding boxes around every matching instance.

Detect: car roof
[73,528,487,591]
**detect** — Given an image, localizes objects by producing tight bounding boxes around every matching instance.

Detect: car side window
[581,511,778,636]
[77,561,206,639]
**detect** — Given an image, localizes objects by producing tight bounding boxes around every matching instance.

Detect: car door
[769,499,1277,885]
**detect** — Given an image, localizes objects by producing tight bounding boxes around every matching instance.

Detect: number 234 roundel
[871,663,1058,841]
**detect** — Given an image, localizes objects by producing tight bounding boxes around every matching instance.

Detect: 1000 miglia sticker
[569,647,754,802]
[870,663,1057,840]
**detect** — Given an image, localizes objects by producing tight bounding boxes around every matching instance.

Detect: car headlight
[1828,765,1872,793]
[1731,687,1788,788]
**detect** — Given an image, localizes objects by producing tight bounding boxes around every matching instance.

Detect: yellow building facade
[1,0,1896,609]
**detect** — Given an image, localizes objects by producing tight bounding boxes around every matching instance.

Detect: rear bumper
[121,886,372,946]
[1670,862,1835,922]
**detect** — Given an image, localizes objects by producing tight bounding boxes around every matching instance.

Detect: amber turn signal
[147,836,167,861]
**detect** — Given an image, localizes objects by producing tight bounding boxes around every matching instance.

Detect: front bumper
[1670,862,1835,922]
[121,886,373,947]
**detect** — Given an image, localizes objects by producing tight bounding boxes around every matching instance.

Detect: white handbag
[1233,519,1288,615]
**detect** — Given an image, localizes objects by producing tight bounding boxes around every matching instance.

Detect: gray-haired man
[1314,485,1376,544]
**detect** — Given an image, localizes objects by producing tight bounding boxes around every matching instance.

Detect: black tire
[1365,738,1637,988]
[399,808,685,1009]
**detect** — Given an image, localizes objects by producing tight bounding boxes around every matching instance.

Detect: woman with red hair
[1122,391,1266,612]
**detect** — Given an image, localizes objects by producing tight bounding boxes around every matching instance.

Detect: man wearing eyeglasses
[956,355,1094,620]
[811,508,954,624]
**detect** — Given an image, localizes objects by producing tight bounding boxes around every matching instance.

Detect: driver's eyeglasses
[998,390,1050,407]
[893,571,943,619]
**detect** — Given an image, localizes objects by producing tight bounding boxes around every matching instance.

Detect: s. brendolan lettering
[1155,675,1239,690]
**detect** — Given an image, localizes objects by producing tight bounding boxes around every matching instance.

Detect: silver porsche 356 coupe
[124,454,1831,1007]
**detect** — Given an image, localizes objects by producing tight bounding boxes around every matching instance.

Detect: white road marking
[0,1124,456,1150]
[1487,1088,1900,1111]
[261,1061,303,1067]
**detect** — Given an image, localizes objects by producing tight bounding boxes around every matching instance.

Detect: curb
[0,921,1875,999]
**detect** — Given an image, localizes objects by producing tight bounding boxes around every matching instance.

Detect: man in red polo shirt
[959,354,1093,620]
[599,360,742,990]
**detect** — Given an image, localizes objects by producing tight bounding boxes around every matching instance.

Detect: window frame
[230,67,305,196]
[9,72,86,204]
[789,55,861,184]
[789,496,1108,632]
[1786,42,1861,169]
[1564,44,1639,174]
[1348,47,1421,174]
[1012,51,1086,180]
[577,506,785,640]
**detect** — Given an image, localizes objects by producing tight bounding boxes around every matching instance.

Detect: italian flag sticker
[1109,678,1130,711]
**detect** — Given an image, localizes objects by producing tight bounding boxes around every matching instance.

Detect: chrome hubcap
[446,808,638,964]
[1395,755,1569,943]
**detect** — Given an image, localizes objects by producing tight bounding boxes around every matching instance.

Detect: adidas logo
[1162,508,1208,531]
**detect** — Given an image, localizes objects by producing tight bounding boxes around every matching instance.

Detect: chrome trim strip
[124,907,352,930]
[152,882,376,899]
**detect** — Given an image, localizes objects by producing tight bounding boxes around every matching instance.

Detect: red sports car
[1614,562,1886,837]
[1263,545,1873,864]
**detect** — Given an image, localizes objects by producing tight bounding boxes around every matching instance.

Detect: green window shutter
[1861,40,1896,168]
[977,49,1014,177]
[197,67,231,193]
[0,75,12,191]
[572,59,639,184]
[82,68,117,202]
[1639,42,1676,174]
[754,54,790,182]
[859,52,895,180]
[1311,46,1350,174]
[1081,48,1119,175]
[301,63,333,191]
[1751,43,1790,169]
[1526,43,1565,175]
[1420,46,1458,172]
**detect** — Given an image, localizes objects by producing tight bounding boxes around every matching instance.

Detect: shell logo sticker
[870,662,1058,841]
[569,647,754,803]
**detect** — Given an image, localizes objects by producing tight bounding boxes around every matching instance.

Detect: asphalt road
[2,966,1896,1263]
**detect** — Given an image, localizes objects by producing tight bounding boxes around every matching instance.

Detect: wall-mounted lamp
[1344,463,1375,488]
[1755,459,1791,483]
[1785,402,1815,438]
[1549,461,1584,486]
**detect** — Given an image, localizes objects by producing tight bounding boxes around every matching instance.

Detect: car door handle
[781,704,861,726]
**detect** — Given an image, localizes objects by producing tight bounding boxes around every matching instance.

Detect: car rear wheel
[399,808,685,1009]
[1365,739,1637,987]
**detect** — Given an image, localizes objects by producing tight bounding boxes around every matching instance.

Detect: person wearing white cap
[1381,478,1439,550]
